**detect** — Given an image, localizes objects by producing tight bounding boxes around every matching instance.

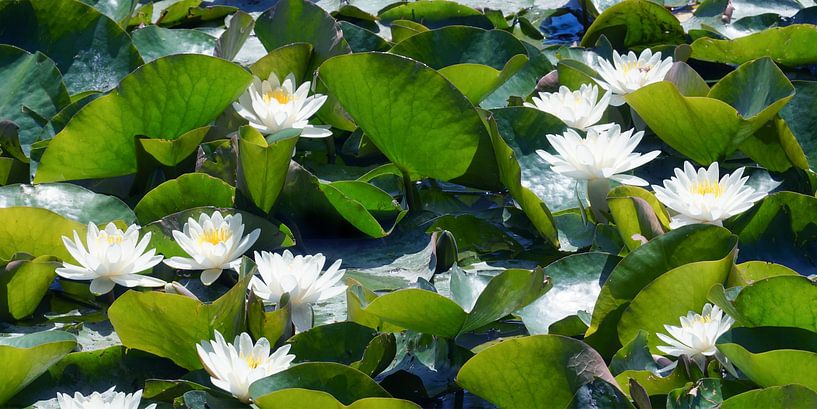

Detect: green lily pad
[0,255,59,320]
[586,224,737,357]
[725,191,817,275]
[616,246,735,352]
[318,52,499,189]
[287,321,379,365]
[35,54,251,183]
[339,21,390,53]
[363,268,547,337]
[250,43,314,84]
[390,19,430,43]
[457,334,618,409]
[607,186,671,250]
[254,389,418,409]
[581,0,685,49]
[248,293,292,346]
[626,58,794,165]
[0,207,87,262]
[0,0,142,94]
[721,384,817,409]
[237,126,298,214]
[0,46,69,156]
[278,162,406,239]
[780,80,817,170]
[11,345,185,406]
[378,1,492,29]
[717,326,817,392]
[139,126,210,167]
[0,331,76,405]
[734,275,817,333]
[482,43,554,109]
[389,26,527,71]
[486,107,570,245]
[385,22,526,101]
[255,0,350,69]
[690,24,817,66]
[134,173,236,224]
[0,183,135,225]
[727,261,798,287]
[249,362,391,405]
[108,274,252,370]
[518,252,621,335]
[425,214,522,255]
[132,25,216,63]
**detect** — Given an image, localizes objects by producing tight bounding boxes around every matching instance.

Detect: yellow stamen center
[263,88,293,104]
[695,315,713,324]
[244,355,262,369]
[691,181,722,197]
[198,228,230,245]
[98,233,124,245]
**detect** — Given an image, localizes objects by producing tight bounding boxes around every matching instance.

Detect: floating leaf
[249,362,391,404]
[35,55,251,182]
[134,173,236,224]
[109,274,252,370]
[0,0,142,93]
[0,183,135,225]
[0,331,76,405]
[457,335,618,409]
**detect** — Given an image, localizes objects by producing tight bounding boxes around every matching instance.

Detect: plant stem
[401,169,420,212]
[587,178,611,223]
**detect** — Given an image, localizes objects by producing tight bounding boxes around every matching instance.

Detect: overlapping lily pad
[35,55,251,182]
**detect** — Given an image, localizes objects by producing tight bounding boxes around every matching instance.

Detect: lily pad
[132,25,216,63]
[690,24,817,66]
[626,58,794,165]
[35,55,251,183]
[0,255,59,320]
[457,335,618,409]
[378,1,492,29]
[0,46,69,156]
[0,207,87,262]
[236,127,298,214]
[0,0,142,94]
[721,384,817,409]
[585,224,737,357]
[254,389,418,409]
[249,362,391,404]
[108,274,252,370]
[255,0,351,69]
[733,275,817,333]
[581,0,685,49]
[725,191,817,275]
[318,52,499,189]
[277,162,406,238]
[519,252,621,334]
[0,183,135,225]
[134,173,236,224]
[0,331,76,405]
[717,326,817,392]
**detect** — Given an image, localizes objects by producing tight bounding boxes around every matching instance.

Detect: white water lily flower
[251,250,347,333]
[524,84,611,130]
[233,72,331,138]
[596,49,674,106]
[196,331,295,403]
[652,161,776,228]
[536,124,660,186]
[164,211,260,286]
[56,386,155,409]
[56,223,165,295]
[657,303,735,371]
